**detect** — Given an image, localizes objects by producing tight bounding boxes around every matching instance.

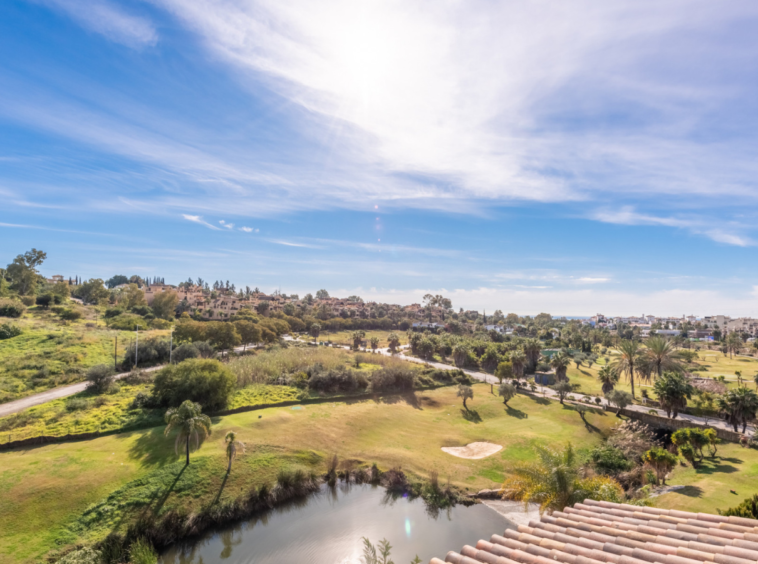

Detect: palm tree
[597,365,618,395]
[644,336,683,378]
[718,387,758,433]
[550,352,571,382]
[370,337,380,352]
[523,339,543,373]
[612,340,641,399]
[225,431,245,474]
[510,350,526,379]
[164,400,212,465]
[500,443,623,514]
[653,371,694,419]
[387,333,400,353]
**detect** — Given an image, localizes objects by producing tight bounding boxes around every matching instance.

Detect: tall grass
[228,346,413,387]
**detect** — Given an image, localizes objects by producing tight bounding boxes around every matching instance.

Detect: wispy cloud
[576,277,611,284]
[182,214,222,230]
[36,0,158,48]
[264,239,324,249]
[239,226,259,233]
[591,206,755,247]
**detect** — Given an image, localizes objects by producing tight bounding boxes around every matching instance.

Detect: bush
[369,366,415,392]
[20,295,36,307]
[104,307,124,318]
[172,342,201,363]
[590,444,633,475]
[0,322,22,340]
[107,313,147,331]
[308,367,369,394]
[66,397,90,411]
[36,294,53,309]
[53,307,83,321]
[0,298,26,318]
[149,318,172,330]
[57,547,102,564]
[86,364,116,394]
[152,359,236,410]
[122,336,171,369]
[129,538,158,564]
[721,494,758,519]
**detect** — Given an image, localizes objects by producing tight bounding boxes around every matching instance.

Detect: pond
[160,484,513,564]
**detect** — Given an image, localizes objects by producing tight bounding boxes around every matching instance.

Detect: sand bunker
[441,442,503,459]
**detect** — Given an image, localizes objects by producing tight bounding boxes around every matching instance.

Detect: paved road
[304,339,746,435]
[0,343,257,417]
[2,336,749,437]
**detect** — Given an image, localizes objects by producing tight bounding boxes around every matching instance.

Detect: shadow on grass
[127,426,183,468]
[378,392,422,410]
[504,405,528,419]
[696,462,739,475]
[676,485,704,498]
[461,409,483,423]
[213,472,229,505]
[152,464,188,515]
[525,395,551,405]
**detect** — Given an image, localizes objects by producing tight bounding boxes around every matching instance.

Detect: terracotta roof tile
[433,500,758,564]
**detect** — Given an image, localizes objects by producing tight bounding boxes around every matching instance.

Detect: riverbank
[0,385,615,563]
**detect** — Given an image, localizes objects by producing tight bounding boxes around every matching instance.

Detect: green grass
[0,384,613,563]
[655,441,758,514]
[0,383,162,443]
[0,307,168,404]
[316,329,405,348]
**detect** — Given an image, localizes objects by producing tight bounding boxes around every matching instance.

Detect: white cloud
[576,277,610,284]
[240,226,253,232]
[38,0,158,47]
[264,239,324,249]
[182,214,222,230]
[347,286,758,317]
[592,206,755,247]
[151,0,758,207]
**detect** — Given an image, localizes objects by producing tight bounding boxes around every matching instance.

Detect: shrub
[122,337,171,369]
[107,313,147,331]
[86,364,116,394]
[104,307,124,318]
[308,368,369,394]
[56,308,83,321]
[590,444,633,475]
[66,397,90,411]
[0,298,26,318]
[0,322,22,340]
[369,366,415,393]
[57,547,102,564]
[129,538,158,564]
[20,295,36,307]
[721,494,758,519]
[172,342,201,363]
[36,294,53,309]
[152,359,236,411]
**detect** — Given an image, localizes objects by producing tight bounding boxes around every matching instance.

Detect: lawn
[0,346,421,443]
[0,384,613,563]
[0,307,168,404]
[655,441,758,514]
[315,329,405,348]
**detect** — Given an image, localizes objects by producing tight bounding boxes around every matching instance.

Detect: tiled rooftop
[431,499,758,564]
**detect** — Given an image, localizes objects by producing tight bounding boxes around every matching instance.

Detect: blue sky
[2,0,758,316]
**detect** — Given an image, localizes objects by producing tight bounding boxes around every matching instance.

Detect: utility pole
[135,326,140,368]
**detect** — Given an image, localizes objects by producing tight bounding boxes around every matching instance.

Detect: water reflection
[161,484,511,564]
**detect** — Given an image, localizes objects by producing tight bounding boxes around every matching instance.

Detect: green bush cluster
[152,359,236,411]
[0,322,22,340]
[0,298,26,318]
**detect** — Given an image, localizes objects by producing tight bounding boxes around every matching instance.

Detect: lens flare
[405,517,412,538]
